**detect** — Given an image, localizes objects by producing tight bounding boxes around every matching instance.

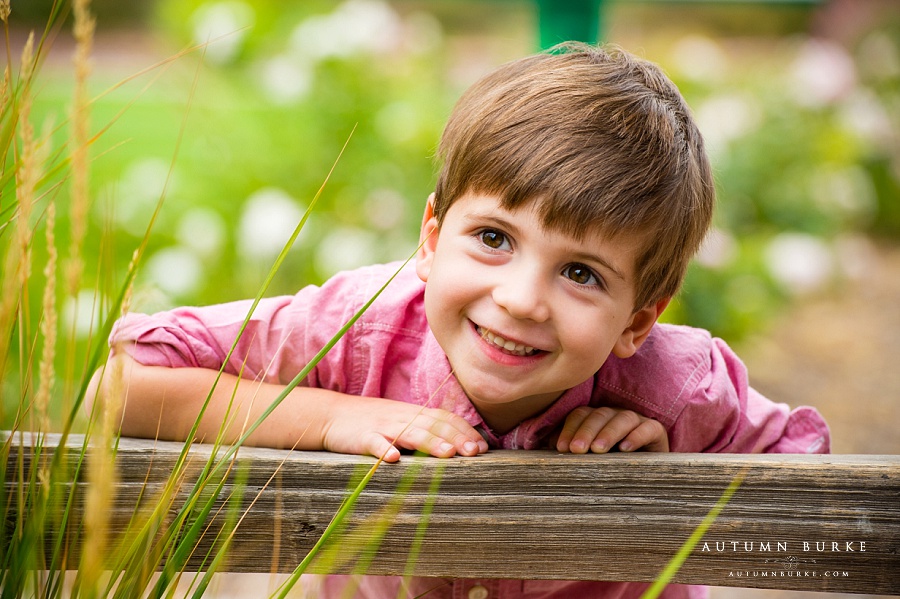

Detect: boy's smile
[416,192,667,433]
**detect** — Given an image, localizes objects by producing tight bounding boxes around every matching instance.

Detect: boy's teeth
[476,326,536,356]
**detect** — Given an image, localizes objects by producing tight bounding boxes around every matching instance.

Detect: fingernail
[571,440,585,453]
[439,442,454,453]
[592,441,608,453]
[619,441,632,452]
[464,441,477,454]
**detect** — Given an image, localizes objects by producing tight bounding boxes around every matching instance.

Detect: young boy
[89,44,829,598]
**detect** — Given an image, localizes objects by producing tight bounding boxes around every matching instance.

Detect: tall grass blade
[639,470,746,599]
[396,462,444,599]
[273,457,385,599]
[187,463,251,599]
[34,201,57,436]
[0,31,36,396]
[64,0,94,299]
[313,461,426,581]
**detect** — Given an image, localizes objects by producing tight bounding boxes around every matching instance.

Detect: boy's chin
[457,376,561,410]
[455,377,519,408]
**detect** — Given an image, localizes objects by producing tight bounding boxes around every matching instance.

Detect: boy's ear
[415,193,439,283]
[613,297,671,359]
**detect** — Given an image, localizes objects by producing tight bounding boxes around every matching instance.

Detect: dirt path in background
[737,242,900,455]
[710,241,899,599]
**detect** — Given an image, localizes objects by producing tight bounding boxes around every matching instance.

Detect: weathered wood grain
[4,433,899,594]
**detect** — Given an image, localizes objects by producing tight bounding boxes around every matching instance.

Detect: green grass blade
[313,460,425,580]
[187,462,250,599]
[639,469,747,599]
[146,462,233,598]
[397,461,444,599]
[273,458,384,599]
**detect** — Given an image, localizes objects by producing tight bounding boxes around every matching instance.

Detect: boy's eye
[563,263,599,286]
[479,229,509,250]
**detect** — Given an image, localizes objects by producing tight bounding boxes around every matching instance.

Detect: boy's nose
[491,266,551,323]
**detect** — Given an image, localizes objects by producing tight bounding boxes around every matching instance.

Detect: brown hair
[434,43,714,310]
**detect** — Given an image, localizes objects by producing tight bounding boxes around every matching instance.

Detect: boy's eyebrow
[464,212,629,282]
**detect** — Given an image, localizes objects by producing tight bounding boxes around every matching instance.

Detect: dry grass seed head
[66,0,95,296]
[0,33,39,405]
[35,202,58,431]
[1,65,9,109]
[14,34,37,285]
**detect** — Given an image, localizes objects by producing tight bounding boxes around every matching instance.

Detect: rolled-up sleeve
[669,336,830,454]
[110,296,304,381]
[109,269,365,392]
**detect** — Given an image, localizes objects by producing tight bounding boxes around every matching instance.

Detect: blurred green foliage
[661,16,900,337]
[14,0,900,352]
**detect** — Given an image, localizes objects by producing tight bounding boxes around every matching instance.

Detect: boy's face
[416,192,667,430]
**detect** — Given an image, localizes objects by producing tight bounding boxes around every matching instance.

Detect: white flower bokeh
[315,225,378,275]
[289,0,403,61]
[789,39,856,108]
[176,207,228,258]
[146,246,204,298]
[695,93,762,158]
[191,1,255,65]
[765,232,834,295]
[696,227,738,270]
[238,187,307,261]
[112,158,173,237]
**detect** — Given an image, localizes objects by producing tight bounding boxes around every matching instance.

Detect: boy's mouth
[475,325,540,357]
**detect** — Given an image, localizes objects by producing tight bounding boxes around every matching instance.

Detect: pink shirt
[111,261,830,598]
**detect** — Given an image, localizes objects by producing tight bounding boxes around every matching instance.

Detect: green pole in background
[535,0,604,49]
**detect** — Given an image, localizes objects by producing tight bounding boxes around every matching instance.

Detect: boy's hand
[319,395,489,463]
[554,406,669,454]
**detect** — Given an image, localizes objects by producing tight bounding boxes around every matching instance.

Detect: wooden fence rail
[4,433,899,595]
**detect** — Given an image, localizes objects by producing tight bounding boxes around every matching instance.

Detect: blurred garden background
[1,0,899,595]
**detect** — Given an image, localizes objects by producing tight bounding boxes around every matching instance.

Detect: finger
[361,432,401,463]
[570,407,621,454]
[419,410,488,455]
[619,420,669,452]
[588,409,643,454]
[395,426,459,458]
[556,406,595,452]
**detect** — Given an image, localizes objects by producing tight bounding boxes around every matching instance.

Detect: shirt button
[468,585,489,599]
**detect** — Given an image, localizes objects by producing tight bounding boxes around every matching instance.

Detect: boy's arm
[87,351,488,462]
